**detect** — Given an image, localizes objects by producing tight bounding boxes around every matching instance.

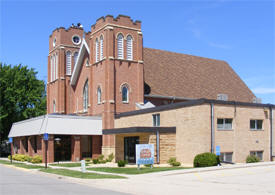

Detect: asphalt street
[0,164,129,195]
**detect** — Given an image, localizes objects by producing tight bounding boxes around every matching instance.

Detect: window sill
[250,129,264,131]
[122,101,129,104]
[217,129,233,131]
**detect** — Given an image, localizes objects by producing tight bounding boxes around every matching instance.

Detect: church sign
[136,144,154,165]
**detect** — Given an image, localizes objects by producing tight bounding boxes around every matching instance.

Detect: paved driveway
[0,164,129,195]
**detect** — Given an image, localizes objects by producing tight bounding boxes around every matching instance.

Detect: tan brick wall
[115,104,273,164]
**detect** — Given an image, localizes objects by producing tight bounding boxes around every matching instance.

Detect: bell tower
[47,25,84,114]
[89,15,144,156]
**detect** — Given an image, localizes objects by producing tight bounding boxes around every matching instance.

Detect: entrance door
[124,136,139,163]
[54,135,71,162]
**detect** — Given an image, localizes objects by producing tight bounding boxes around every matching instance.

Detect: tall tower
[89,15,144,156]
[47,25,84,114]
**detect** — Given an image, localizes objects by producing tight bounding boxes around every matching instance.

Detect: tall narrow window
[50,56,53,81]
[126,35,133,60]
[83,80,88,112]
[66,51,72,75]
[95,38,99,62]
[74,52,79,66]
[53,54,56,80]
[97,87,102,104]
[100,35,103,60]
[122,85,129,103]
[153,114,160,127]
[55,54,58,79]
[53,100,56,113]
[117,34,124,59]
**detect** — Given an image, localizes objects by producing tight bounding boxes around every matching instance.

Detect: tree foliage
[0,63,46,141]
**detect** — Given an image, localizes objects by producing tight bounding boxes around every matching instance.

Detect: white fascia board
[70,38,90,85]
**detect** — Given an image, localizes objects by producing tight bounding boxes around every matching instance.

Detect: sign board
[216,145,220,156]
[81,160,86,173]
[43,133,49,141]
[9,137,13,143]
[136,144,154,165]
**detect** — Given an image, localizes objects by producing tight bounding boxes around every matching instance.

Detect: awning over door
[8,114,102,137]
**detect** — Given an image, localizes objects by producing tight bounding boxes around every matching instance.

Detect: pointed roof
[143,48,255,102]
[71,38,90,85]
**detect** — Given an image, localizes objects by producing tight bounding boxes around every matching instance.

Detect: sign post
[9,137,13,164]
[43,133,49,169]
[136,144,154,169]
[216,145,221,166]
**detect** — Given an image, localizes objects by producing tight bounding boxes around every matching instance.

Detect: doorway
[124,136,139,163]
[54,135,71,162]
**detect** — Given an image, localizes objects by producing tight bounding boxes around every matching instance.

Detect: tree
[0,63,46,142]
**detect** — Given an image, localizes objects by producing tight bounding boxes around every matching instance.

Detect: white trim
[72,34,81,45]
[70,38,90,85]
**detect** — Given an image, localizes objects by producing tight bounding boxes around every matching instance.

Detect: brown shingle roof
[143,48,255,102]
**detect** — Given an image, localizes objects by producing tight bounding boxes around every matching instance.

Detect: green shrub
[99,159,106,164]
[31,155,42,164]
[26,156,33,162]
[144,164,153,167]
[106,153,114,162]
[246,155,260,163]
[193,152,218,167]
[92,159,99,164]
[85,158,91,162]
[98,155,104,161]
[117,160,127,167]
[8,155,11,160]
[167,157,181,167]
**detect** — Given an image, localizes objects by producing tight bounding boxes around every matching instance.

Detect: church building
[9,15,275,165]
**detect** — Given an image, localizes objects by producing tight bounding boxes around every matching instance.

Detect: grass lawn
[49,163,89,167]
[40,168,126,179]
[0,160,44,169]
[87,167,188,175]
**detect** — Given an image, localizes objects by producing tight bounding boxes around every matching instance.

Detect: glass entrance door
[124,136,139,163]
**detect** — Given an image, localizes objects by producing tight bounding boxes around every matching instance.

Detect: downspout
[270,106,273,161]
[156,130,160,164]
[210,103,214,153]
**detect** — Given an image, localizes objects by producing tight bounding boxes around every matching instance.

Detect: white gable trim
[71,38,90,85]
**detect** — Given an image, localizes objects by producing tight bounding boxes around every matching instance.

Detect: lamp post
[54,138,61,164]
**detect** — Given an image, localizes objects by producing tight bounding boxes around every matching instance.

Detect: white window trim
[97,86,102,104]
[83,81,88,112]
[117,34,124,59]
[72,34,81,45]
[126,35,133,60]
[121,85,129,103]
[66,51,72,75]
[153,114,160,127]
[100,35,103,61]
[217,118,233,130]
[250,119,263,130]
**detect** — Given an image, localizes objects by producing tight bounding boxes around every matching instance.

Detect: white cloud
[207,41,231,49]
[252,88,275,94]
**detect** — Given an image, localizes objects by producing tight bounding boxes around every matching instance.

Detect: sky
[1,0,274,104]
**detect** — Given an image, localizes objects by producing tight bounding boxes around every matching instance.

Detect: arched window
[73,52,79,66]
[53,100,56,113]
[97,86,102,104]
[55,54,58,79]
[95,38,99,62]
[53,54,56,80]
[66,51,72,75]
[83,80,88,112]
[117,34,124,59]
[122,85,129,103]
[50,56,53,81]
[126,35,133,60]
[100,35,103,60]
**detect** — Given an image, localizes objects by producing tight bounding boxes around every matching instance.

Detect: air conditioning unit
[217,94,228,101]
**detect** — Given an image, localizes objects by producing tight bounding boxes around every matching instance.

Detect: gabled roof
[143,48,255,102]
[8,114,102,137]
[71,38,90,85]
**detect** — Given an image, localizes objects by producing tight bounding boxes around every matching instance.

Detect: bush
[98,155,104,161]
[167,157,181,167]
[31,155,42,164]
[8,155,11,160]
[12,154,26,161]
[246,155,260,163]
[193,152,218,167]
[117,160,127,167]
[85,158,91,162]
[92,159,99,164]
[26,156,33,162]
[106,153,114,162]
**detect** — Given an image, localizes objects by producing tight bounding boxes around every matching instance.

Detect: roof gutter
[144,94,195,101]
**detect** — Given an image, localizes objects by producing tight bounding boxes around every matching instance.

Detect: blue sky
[1,0,274,103]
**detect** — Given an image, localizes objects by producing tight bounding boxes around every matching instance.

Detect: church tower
[47,25,84,114]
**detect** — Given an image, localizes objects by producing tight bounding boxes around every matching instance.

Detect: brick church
[9,15,274,164]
